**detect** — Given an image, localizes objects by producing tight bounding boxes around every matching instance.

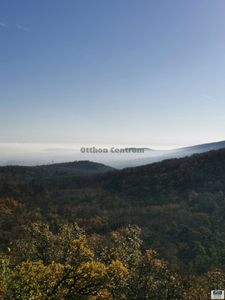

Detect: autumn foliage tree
[1,222,127,300]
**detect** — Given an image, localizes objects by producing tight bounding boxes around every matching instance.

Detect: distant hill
[0,160,115,183]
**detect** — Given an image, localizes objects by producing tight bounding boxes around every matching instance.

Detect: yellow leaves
[94,289,112,299]
[0,253,128,299]
[107,260,128,280]
[1,261,46,299]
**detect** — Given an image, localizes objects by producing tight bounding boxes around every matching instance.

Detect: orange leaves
[0,198,18,215]
[87,216,109,232]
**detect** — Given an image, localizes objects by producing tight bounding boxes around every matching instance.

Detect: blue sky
[1,0,225,150]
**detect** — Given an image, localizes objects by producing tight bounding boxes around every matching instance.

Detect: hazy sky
[1,0,225,149]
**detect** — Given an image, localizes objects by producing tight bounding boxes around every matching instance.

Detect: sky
[1,0,225,152]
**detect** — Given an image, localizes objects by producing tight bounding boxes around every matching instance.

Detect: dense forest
[1,148,225,299]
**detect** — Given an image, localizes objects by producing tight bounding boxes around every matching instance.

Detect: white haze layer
[1,141,225,169]
[0,142,175,167]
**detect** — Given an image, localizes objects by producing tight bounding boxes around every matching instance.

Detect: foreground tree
[1,223,127,300]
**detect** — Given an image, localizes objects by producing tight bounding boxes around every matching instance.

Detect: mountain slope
[110,140,225,168]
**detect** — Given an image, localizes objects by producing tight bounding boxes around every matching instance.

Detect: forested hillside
[1,149,225,298]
